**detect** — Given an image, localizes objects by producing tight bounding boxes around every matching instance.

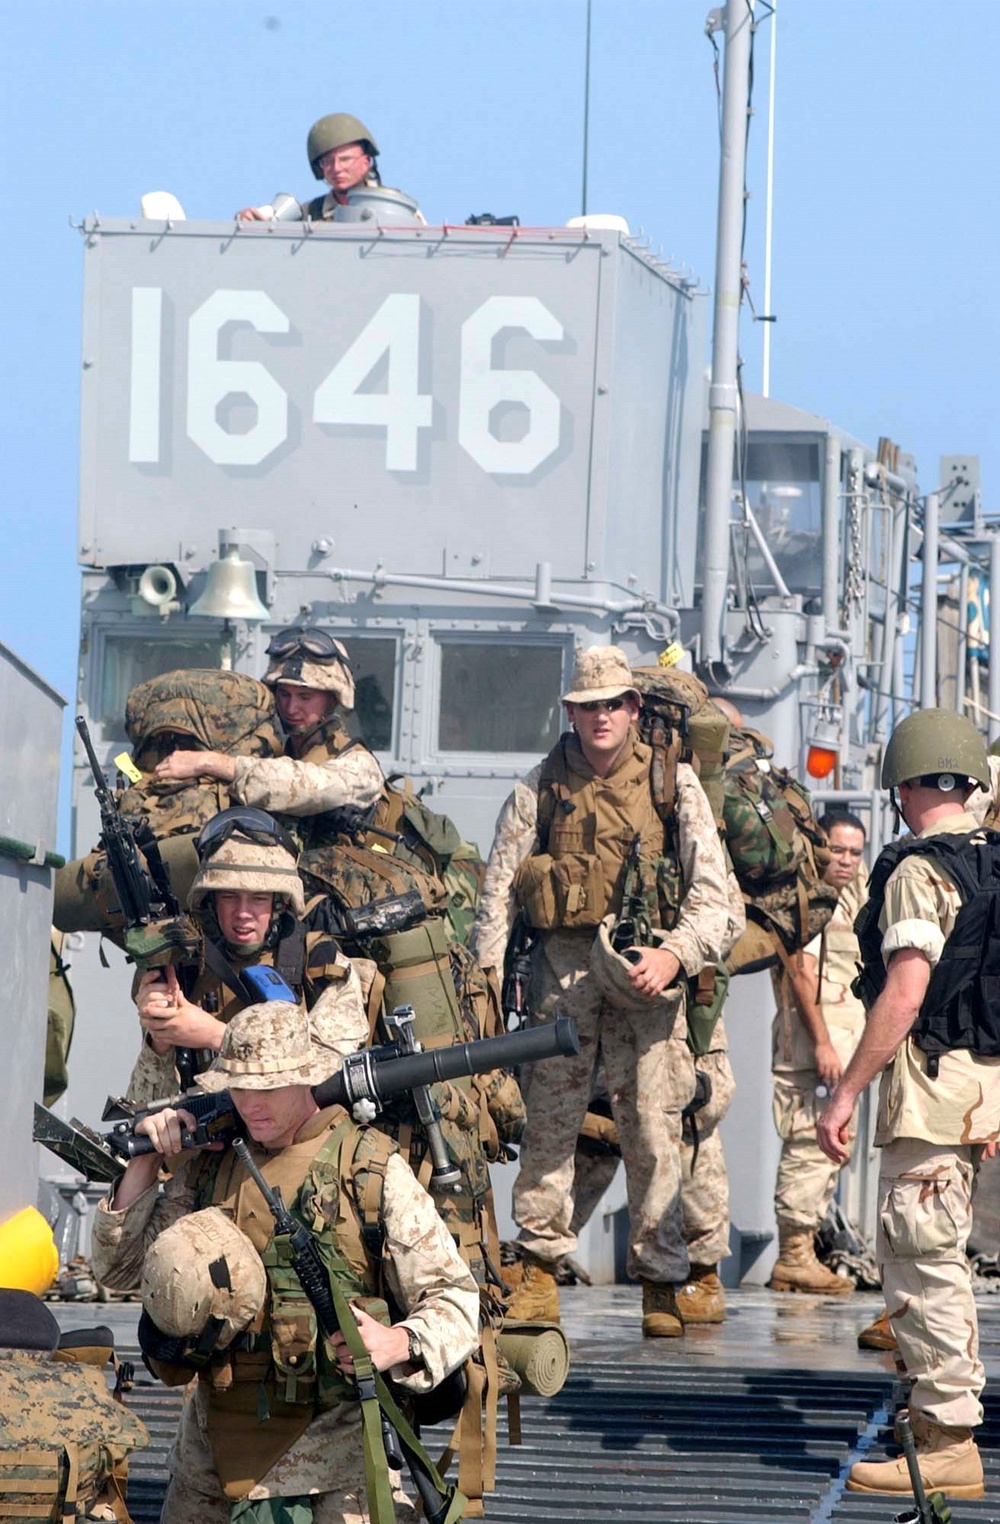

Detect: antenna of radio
[581,0,593,216]
[762,0,777,398]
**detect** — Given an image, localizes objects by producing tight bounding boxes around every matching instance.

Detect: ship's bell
[188,545,269,622]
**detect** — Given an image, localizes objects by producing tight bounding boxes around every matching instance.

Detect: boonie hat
[562,646,640,705]
[196,1001,340,1093]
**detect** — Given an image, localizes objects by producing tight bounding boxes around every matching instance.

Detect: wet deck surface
[55,1287,1000,1522]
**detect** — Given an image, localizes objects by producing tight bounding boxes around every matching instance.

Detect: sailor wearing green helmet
[817,707,999,1502]
[237,113,422,223]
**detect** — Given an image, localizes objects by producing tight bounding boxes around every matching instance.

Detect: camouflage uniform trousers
[877,1137,985,1430]
[772,1014,864,1234]
[569,1042,735,1267]
[514,930,696,1284]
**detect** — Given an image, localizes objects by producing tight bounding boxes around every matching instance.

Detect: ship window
[438,642,562,753]
[337,637,396,751]
[698,438,823,597]
[98,636,221,731]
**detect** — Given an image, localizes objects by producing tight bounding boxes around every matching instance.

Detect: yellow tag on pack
[657,642,684,669]
[114,752,143,784]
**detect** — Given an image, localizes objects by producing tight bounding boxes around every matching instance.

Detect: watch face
[407,1329,421,1363]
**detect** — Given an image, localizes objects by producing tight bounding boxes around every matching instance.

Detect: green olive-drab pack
[722,729,837,973]
[631,669,836,973]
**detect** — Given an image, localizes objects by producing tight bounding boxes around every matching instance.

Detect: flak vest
[855,828,1000,1074]
[186,1110,394,1498]
[513,732,682,933]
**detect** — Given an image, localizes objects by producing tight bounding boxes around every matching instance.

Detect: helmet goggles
[266,627,352,666]
[196,806,298,862]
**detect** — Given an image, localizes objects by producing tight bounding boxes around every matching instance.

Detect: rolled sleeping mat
[496,1321,570,1398]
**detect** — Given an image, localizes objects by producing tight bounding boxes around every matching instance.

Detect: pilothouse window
[337,637,396,751]
[438,643,562,753]
[99,637,220,731]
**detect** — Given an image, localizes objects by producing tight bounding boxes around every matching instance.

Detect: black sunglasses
[577,697,628,713]
[196,806,299,861]
[266,627,352,666]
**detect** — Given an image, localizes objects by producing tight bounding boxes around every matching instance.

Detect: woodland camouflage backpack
[631,665,836,973]
[721,728,837,973]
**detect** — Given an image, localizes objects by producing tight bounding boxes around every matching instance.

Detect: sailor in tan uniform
[818,709,1000,1501]
[768,810,869,1294]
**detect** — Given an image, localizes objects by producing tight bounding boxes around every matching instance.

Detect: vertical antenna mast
[581,0,593,216]
[762,1,777,398]
[700,0,756,677]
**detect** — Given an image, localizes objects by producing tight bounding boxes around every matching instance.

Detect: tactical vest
[514,731,682,933]
[855,828,1000,1072]
[188,1111,394,1497]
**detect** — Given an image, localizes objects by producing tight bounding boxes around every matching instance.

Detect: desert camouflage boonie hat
[141,1208,266,1348]
[562,645,640,705]
[196,1001,340,1092]
[188,835,306,919]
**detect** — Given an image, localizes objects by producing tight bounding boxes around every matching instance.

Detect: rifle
[231,1138,463,1524]
[105,1018,579,1161]
[892,1410,952,1524]
[501,912,536,1031]
[611,833,654,957]
[76,715,200,1088]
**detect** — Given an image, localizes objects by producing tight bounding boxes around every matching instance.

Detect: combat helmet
[307,113,379,179]
[881,708,989,791]
[141,1209,266,1357]
[262,626,355,708]
[189,806,306,920]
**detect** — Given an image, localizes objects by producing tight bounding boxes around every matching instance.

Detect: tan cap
[588,916,683,1027]
[188,835,306,920]
[562,646,639,705]
[196,1001,341,1092]
[141,1208,266,1349]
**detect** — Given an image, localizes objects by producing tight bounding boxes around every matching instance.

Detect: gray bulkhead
[61,216,891,1282]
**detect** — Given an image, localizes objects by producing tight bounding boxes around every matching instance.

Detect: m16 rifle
[501,912,536,1031]
[109,1017,578,1160]
[231,1138,464,1524]
[611,833,653,963]
[76,714,201,1087]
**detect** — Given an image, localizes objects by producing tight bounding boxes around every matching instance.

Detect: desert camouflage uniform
[91,1116,479,1522]
[230,742,384,820]
[125,949,369,1108]
[570,868,745,1258]
[873,812,1000,1430]
[472,754,730,1282]
[771,866,869,1232]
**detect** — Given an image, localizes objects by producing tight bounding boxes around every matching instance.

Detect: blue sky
[2,2,997,847]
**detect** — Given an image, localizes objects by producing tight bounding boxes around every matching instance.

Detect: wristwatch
[405,1327,423,1367]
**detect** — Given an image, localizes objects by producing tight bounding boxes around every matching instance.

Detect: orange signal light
[806,745,838,780]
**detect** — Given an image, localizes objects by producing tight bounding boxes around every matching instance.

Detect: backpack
[721,728,837,973]
[855,829,1000,1073]
[629,669,836,973]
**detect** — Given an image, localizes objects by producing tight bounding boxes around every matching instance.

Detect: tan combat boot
[641,1281,683,1338]
[675,1264,726,1325]
[857,1307,898,1351]
[504,1253,560,1324]
[847,1412,984,1498]
[767,1229,853,1295]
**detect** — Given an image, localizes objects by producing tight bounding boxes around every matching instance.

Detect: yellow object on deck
[0,1206,59,1293]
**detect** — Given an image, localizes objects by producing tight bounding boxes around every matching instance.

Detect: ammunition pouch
[513,852,604,930]
[685,964,729,1057]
